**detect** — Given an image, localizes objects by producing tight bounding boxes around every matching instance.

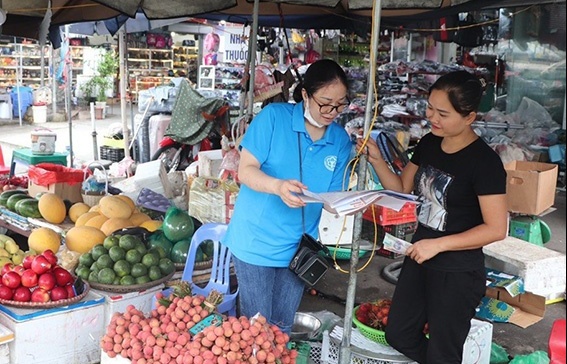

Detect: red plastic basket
[362,202,417,226]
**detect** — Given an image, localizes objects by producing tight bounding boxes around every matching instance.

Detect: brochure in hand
[298,189,419,216]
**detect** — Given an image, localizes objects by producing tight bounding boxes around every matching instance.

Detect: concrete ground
[1,108,565,361]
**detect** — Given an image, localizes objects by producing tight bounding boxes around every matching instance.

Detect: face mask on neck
[304,100,325,128]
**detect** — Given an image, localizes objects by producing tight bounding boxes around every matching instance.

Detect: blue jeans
[233,256,305,334]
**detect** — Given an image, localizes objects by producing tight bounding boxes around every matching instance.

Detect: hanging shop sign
[219,25,250,64]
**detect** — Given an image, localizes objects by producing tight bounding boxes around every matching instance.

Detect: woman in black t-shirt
[358,70,508,363]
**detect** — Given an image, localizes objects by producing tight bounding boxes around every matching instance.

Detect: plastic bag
[509,351,550,364]
[28,163,84,186]
[490,343,511,364]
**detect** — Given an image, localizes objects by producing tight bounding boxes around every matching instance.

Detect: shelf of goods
[69,45,86,83]
[129,75,174,103]
[0,42,52,90]
[213,65,244,108]
[173,45,198,74]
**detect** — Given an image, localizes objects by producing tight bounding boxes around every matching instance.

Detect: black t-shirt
[410,133,506,271]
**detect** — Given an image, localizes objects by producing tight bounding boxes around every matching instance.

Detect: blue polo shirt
[223,102,352,267]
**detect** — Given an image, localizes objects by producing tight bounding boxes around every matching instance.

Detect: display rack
[0,41,52,90]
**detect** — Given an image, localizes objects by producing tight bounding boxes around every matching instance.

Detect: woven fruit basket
[325,246,368,260]
[0,282,90,309]
[352,306,388,345]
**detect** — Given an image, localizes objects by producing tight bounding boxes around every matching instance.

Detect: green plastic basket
[325,246,368,260]
[352,306,389,345]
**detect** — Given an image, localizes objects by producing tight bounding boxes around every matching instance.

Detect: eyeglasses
[311,96,350,115]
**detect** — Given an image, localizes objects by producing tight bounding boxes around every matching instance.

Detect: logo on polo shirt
[324,155,337,171]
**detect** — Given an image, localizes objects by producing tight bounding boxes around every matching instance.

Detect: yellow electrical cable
[330,2,384,274]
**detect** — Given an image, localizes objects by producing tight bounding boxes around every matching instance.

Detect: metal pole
[16,43,22,126]
[51,43,57,116]
[338,0,382,363]
[65,25,74,167]
[246,0,260,118]
[118,27,130,159]
[91,102,98,160]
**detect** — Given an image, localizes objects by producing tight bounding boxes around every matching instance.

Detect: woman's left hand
[406,239,440,264]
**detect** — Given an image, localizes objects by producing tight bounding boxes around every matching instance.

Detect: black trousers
[385,257,486,364]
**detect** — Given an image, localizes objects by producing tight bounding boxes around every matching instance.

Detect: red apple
[38,272,56,291]
[13,287,32,302]
[20,269,39,288]
[65,284,76,299]
[2,271,21,289]
[12,265,25,276]
[50,286,68,301]
[1,263,14,276]
[22,254,36,269]
[31,288,51,303]
[53,267,74,286]
[42,250,58,266]
[31,255,51,275]
[0,286,13,300]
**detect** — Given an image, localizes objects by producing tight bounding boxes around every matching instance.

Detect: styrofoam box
[319,209,355,246]
[463,319,493,364]
[101,351,131,364]
[0,291,105,364]
[93,284,165,329]
[198,149,224,178]
[483,236,566,301]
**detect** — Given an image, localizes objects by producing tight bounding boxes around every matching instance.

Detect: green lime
[90,264,100,275]
[98,267,117,284]
[96,254,114,269]
[141,252,159,267]
[149,246,167,259]
[108,246,126,262]
[113,260,132,278]
[158,258,175,276]
[78,253,95,268]
[88,270,99,283]
[130,263,148,278]
[125,249,143,265]
[91,245,109,261]
[134,243,148,256]
[103,235,120,250]
[135,275,151,285]
[120,275,136,286]
[113,276,121,285]
[148,265,163,281]
[119,235,140,251]
[75,265,91,281]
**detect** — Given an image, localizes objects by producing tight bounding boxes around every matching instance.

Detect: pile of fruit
[0,175,28,191]
[0,233,27,267]
[101,287,298,363]
[355,298,392,331]
[0,249,77,303]
[74,234,176,286]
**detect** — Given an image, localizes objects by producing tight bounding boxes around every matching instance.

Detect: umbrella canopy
[2,0,122,39]
[68,12,190,36]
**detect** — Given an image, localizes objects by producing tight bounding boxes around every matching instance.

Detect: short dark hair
[429,70,483,117]
[292,59,348,102]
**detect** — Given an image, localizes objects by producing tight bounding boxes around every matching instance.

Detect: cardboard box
[198,149,224,178]
[483,236,566,302]
[93,284,164,328]
[0,291,105,364]
[504,161,558,215]
[476,268,546,328]
[28,180,83,203]
[477,287,546,328]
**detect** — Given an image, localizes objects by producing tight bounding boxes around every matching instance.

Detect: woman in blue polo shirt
[223,59,352,333]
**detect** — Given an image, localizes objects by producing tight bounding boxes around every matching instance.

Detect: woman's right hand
[276,179,307,208]
[356,137,383,164]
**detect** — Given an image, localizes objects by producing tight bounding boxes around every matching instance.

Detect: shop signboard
[218,25,250,64]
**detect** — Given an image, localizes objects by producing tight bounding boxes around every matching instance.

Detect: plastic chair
[153,223,238,316]
[0,146,10,175]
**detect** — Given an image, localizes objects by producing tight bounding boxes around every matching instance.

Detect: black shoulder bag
[288,133,331,286]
